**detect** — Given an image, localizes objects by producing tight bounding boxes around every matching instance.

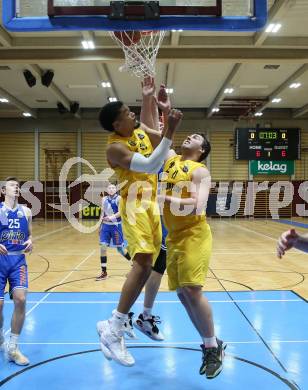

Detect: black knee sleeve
[152,247,166,275]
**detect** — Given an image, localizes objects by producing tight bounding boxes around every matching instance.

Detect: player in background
[0,177,33,366]
[96,183,131,281]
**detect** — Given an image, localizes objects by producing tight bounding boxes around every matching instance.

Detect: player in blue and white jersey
[0,177,32,366]
[96,183,131,280]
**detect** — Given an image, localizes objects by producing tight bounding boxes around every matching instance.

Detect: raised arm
[140,76,156,130]
[156,84,171,138]
[156,84,176,160]
[141,83,175,156]
[140,77,163,147]
[107,109,183,174]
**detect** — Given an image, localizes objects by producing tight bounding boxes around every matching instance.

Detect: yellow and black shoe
[199,339,226,379]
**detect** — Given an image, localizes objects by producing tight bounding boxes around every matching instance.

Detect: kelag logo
[250,160,294,175]
[258,161,287,173]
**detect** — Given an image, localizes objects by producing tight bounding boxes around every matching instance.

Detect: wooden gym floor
[24,218,308,300]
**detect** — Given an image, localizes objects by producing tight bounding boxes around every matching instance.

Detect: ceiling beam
[0,86,37,118]
[170,31,180,46]
[253,0,293,47]
[165,63,176,89]
[9,35,308,49]
[12,35,114,49]
[95,63,119,100]
[164,31,181,91]
[81,31,95,42]
[293,103,308,118]
[1,48,308,63]
[84,33,120,102]
[263,36,308,48]
[27,64,80,118]
[0,26,12,47]
[256,63,308,114]
[207,63,242,118]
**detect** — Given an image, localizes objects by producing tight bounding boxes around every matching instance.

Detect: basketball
[113,31,142,47]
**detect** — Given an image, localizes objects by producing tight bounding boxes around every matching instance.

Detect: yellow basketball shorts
[120,198,162,263]
[166,222,212,290]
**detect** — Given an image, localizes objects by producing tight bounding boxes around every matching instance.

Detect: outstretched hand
[277,229,298,259]
[155,84,171,114]
[142,76,156,97]
[168,109,183,133]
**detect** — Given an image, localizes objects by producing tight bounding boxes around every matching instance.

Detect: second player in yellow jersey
[160,132,226,379]
[162,154,212,290]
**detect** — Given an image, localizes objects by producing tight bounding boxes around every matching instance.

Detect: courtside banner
[250,160,295,175]
[81,203,101,219]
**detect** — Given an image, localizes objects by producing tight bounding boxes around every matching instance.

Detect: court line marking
[31,253,93,256]
[213,252,307,256]
[4,249,96,336]
[33,225,71,241]
[15,342,260,345]
[221,220,307,257]
[16,340,308,345]
[4,299,302,304]
[32,251,282,255]
[221,221,281,242]
[221,221,308,287]
[213,252,277,255]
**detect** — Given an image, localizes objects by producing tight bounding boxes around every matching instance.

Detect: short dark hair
[198,134,211,162]
[99,101,124,132]
[3,177,20,186]
[1,177,20,192]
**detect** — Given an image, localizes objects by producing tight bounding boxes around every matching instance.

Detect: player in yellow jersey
[160,134,226,379]
[131,80,171,341]
[96,78,183,367]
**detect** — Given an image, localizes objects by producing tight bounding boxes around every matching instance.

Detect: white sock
[110,310,128,333]
[143,307,152,319]
[9,333,19,350]
[202,336,218,348]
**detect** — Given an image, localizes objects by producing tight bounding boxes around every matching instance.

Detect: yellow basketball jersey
[107,128,158,199]
[162,154,207,232]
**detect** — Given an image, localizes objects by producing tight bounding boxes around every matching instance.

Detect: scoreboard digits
[258,132,277,140]
[235,128,300,160]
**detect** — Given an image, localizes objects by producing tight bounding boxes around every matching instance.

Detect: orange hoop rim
[141,30,159,35]
[111,30,158,35]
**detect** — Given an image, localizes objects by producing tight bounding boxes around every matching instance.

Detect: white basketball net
[109,30,165,78]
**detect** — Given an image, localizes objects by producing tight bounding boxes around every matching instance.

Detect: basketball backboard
[3,0,267,32]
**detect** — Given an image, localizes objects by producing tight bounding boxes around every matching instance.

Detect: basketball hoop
[110,30,165,78]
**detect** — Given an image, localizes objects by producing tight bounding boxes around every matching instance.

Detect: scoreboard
[235,128,300,160]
